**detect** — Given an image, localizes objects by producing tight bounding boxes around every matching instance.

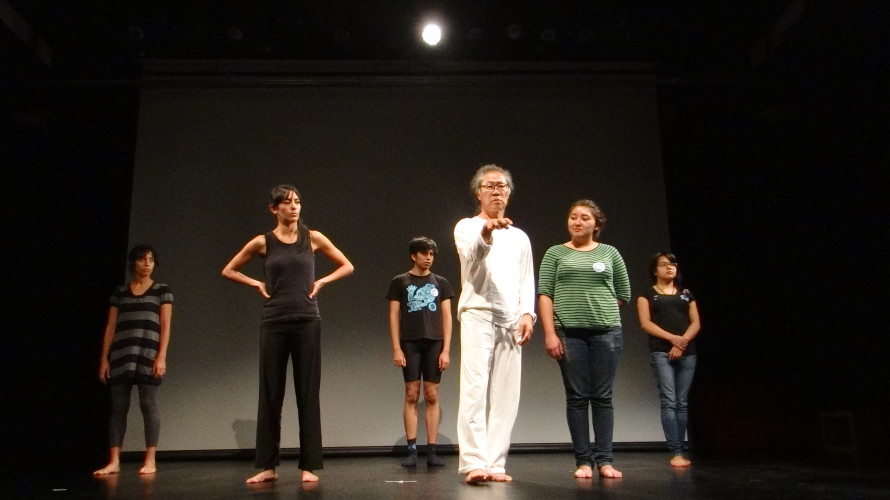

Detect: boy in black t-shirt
[386,237,454,467]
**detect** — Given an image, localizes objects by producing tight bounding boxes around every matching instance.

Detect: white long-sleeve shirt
[453,216,536,328]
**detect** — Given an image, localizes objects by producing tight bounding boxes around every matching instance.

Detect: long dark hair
[270,184,310,251]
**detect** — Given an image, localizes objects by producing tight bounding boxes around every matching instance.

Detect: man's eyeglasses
[480,183,510,192]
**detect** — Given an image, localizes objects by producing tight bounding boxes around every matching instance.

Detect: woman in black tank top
[222,184,354,484]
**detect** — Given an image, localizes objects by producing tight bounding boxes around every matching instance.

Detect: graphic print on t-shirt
[407,284,439,313]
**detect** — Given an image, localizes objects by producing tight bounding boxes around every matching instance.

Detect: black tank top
[261,231,320,323]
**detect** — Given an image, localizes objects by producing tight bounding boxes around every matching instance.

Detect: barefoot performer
[223,185,353,484]
[538,200,630,479]
[453,165,536,484]
[637,252,701,468]
[94,244,173,476]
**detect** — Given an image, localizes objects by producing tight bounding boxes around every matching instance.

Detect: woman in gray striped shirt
[94,244,173,476]
[538,200,630,479]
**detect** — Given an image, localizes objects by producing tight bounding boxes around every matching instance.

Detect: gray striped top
[108,282,173,385]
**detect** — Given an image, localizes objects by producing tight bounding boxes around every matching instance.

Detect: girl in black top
[222,185,353,484]
[636,252,701,467]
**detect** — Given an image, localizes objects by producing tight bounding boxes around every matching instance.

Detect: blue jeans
[649,351,697,456]
[557,327,622,468]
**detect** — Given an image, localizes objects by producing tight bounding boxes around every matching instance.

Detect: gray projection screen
[125,70,671,452]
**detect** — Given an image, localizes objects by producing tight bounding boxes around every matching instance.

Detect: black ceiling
[1,1,887,81]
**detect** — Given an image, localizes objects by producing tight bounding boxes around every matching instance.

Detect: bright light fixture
[422,23,442,46]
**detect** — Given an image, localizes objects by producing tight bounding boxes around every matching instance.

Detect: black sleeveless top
[262,231,320,323]
[638,288,697,355]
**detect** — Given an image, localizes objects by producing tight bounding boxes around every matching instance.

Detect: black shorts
[400,339,444,383]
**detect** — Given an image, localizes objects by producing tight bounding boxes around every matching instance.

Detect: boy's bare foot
[93,464,120,476]
[301,470,319,483]
[670,455,692,467]
[465,469,489,484]
[490,472,512,482]
[138,463,157,474]
[598,464,623,478]
[574,465,593,478]
[246,469,278,484]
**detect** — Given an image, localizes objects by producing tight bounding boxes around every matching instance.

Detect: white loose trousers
[456,311,522,474]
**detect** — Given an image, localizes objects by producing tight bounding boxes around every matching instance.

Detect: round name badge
[592,262,606,272]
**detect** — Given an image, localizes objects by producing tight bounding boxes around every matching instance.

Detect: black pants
[255,319,323,471]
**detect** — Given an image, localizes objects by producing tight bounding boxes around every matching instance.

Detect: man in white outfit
[453,164,536,484]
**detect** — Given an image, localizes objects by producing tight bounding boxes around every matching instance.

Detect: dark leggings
[109,383,160,448]
[255,319,323,471]
[401,339,444,383]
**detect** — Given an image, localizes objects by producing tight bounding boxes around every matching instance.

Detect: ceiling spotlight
[422,23,442,46]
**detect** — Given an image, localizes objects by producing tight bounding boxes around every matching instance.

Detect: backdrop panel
[126,76,670,451]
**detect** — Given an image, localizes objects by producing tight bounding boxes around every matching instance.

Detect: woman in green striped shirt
[538,200,631,479]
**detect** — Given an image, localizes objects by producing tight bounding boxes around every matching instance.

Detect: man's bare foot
[465,469,489,484]
[490,472,512,482]
[138,463,157,474]
[301,470,319,483]
[598,464,623,478]
[670,455,692,467]
[93,464,120,476]
[246,469,278,484]
[574,465,594,478]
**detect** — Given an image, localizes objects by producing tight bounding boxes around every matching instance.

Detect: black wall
[2,84,138,468]
[659,79,886,457]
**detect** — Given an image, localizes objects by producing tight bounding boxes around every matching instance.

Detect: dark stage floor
[6,452,890,499]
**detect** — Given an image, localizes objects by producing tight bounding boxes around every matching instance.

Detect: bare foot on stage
[246,469,278,484]
[301,470,319,483]
[490,472,512,482]
[599,464,623,478]
[138,463,157,475]
[93,464,120,476]
[465,469,489,484]
[670,456,692,467]
[574,465,593,478]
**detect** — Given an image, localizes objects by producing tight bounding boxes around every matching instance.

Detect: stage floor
[6,451,890,499]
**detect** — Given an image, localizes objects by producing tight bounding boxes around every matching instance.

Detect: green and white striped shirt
[537,243,630,329]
